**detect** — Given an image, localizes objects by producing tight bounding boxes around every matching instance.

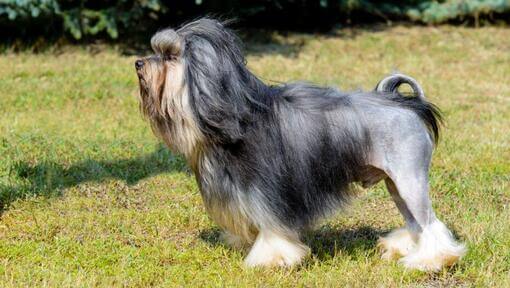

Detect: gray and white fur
[135,18,465,271]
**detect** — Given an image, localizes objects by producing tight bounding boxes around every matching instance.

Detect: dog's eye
[163,55,176,62]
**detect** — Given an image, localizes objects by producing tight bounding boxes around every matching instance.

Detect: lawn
[0,25,509,287]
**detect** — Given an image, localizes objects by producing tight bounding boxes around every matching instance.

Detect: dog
[134,18,465,271]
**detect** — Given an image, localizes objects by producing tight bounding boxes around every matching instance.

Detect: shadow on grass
[199,225,384,261]
[0,143,186,213]
[304,225,383,261]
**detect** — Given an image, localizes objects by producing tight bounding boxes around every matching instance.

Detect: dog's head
[135,23,202,159]
[135,18,266,159]
[135,27,185,120]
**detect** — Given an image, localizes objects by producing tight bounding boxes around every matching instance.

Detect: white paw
[399,249,465,272]
[378,228,417,260]
[244,231,310,267]
[399,221,466,272]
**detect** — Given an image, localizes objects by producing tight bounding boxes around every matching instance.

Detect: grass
[0,25,509,287]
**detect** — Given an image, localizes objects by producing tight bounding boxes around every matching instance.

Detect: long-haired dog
[135,18,465,271]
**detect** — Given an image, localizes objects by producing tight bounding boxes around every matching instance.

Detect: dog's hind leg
[244,229,310,267]
[377,178,419,261]
[378,142,466,271]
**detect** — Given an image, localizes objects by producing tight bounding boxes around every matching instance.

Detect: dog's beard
[137,79,161,121]
[137,62,204,168]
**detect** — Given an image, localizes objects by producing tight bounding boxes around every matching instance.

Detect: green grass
[1,25,509,287]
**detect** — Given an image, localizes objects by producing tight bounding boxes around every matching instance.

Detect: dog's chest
[195,154,256,242]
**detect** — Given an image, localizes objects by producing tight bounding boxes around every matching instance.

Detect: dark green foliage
[330,0,510,25]
[0,0,167,40]
[408,0,510,24]
[1,0,509,40]
[0,0,59,19]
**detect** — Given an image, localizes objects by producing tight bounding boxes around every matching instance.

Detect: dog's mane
[176,18,362,145]
[175,18,278,143]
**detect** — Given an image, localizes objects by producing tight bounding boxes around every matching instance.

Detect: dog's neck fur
[139,59,206,171]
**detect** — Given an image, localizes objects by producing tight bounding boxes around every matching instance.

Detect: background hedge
[1,0,509,41]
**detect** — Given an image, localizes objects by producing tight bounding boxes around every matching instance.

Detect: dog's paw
[244,231,310,267]
[378,228,417,260]
[398,221,466,271]
[399,249,464,272]
[244,245,308,267]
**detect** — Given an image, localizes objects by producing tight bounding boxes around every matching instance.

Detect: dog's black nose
[135,60,144,70]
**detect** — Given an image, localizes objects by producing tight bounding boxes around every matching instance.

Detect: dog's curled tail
[375,73,426,100]
[375,73,442,144]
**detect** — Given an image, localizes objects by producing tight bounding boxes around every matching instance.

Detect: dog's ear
[151,29,183,57]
